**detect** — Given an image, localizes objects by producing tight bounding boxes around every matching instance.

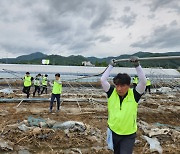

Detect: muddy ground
[0,85,180,154]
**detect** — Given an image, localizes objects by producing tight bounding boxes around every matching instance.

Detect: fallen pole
[0,98,107,103]
[114,56,180,63]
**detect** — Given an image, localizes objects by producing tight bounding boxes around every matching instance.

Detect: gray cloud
[131,24,180,49]
[0,0,113,55]
[146,0,180,14]
[119,13,137,28]
[123,6,131,12]
[35,0,112,51]
[0,0,179,58]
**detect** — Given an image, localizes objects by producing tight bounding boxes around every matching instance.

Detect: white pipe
[114,56,180,62]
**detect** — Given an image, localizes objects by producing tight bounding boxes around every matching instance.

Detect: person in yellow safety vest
[33,73,41,97]
[145,78,151,94]
[41,74,48,94]
[101,57,146,154]
[49,73,62,113]
[22,72,34,98]
[132,75,138,88]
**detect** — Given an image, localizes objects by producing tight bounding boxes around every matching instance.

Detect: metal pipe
[114,56,180,62]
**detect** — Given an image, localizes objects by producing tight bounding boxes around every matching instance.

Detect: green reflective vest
[52,80,62,94]
[24,76,32,87]
[133,77,138,84]
[42,77,48,86]
[146,79,151,86]
[108,88,138,135]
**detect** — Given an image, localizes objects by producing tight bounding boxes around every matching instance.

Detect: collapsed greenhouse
[0,63,180,154]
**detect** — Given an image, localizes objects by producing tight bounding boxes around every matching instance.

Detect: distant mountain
[0,52,47,63]
[0,51,179,68]
[16,52,47,61]
[87,51,180,68]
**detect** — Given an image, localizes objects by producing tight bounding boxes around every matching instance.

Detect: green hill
[0,51,179,68]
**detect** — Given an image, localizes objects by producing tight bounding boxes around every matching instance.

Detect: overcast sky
[0,0,180,58]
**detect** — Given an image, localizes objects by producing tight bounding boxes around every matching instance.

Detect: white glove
[130,56,140,67]
[110,59,117,67]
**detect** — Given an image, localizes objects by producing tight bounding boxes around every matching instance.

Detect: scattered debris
[156,87,172,93]
[0,88,13,94]
[0,138,13,151]
[52,121,86,132]
[18,124,33,132]
[142,136,163,154]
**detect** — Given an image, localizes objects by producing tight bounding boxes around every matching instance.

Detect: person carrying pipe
[49,73,62,113]
[145,77,151,94]
[41,74,48,94]
[22,72,34,98]
[101,56,146,154]
[33,73,41,97]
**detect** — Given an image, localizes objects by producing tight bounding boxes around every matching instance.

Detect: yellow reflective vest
[146,79,151,86]
[52,80,62,94]
[108,88,138,135]
[24,76,32,87]
[34,77,40,86]
[133,77,138,84]
[42,77,48,86]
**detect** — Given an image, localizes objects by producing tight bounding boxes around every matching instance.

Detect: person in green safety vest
[101,56,146,154]
[132,75,138,88]
[22,72,34,98]
[145,78,151,94]
[33,73,41,97]
[41,74,48,94]
[49,73,62,113]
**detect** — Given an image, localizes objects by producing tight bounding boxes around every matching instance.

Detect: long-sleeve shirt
[100,65,147,102]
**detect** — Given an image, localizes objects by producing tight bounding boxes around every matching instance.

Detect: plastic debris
[18,149,30,154]
[0,88,14,94]
[52,121,86,132]
[156,87,172,93]
[0,139,13,151]
[18,124,32,132]
[45,119,56,128]
[148,128,170,137]
[39,122,48,128]
[154,122,180,131]
[28,116,46,127]
[142,136,162,154]
[138,121,170,137]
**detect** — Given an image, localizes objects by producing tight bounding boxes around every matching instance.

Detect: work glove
[110,59,117,67]
[130,56,140,67]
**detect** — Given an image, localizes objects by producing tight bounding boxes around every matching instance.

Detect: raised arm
[100,65,113,92]
[135,65,147,94]
[130,56,147,94]
[101,60,116,92]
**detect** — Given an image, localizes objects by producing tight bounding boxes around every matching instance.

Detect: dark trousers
[50,94,61,110]
[41,86,47,94]
[22,86,31,98]
[33,86,40,96]
[145,86,151,93]
[112,131,136,154]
